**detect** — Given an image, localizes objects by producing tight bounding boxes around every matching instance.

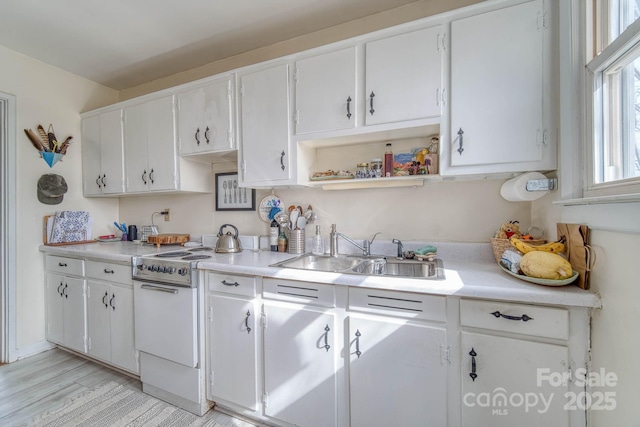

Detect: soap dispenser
[311,225,325,255]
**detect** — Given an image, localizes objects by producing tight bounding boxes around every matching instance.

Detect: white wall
[0,45,120,354]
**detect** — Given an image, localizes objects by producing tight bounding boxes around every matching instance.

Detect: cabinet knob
[323,324,331,352]
[457,128,465,155]
[280,151,286,171]
[195,127,201,145]
[369,92,375,115]
[244,310,252,334]
[102,291,109,308]
[205,126,210,144]
[490,310,533,322]
[354,329,362,358]
[469,348,478,381]
[141,170,147,185]
[346,96,352,119]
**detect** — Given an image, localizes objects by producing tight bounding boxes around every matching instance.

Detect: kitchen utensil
[296,216,307,230]
[275,211,290,229]
[289,209,299,230]
[215,224,243,253]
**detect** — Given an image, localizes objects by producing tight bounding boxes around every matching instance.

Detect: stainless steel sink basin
[271,254,445,280]
[351,258,445,280]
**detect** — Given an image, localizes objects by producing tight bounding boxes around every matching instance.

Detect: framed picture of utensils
[215,172,255,211]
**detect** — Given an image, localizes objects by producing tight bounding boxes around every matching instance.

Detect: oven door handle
[140,284,179,294]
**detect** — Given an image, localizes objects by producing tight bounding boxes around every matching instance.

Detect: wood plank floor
[0,348,256,427]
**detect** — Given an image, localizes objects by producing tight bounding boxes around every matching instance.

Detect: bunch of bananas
[510,236,566,254]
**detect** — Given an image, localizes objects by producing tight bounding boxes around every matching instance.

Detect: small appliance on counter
[214,224,242,253]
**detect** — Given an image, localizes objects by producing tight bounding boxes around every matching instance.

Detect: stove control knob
[178,268,188,276]
[152,265,160,272]
[136,263,145,270]
[167,267,176,274]
[147,265,153,271]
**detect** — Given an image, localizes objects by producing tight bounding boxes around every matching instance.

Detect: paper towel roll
[500,172,548,202]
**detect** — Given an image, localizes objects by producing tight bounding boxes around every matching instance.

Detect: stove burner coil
[182,255,212,260]
[188,247,214,252]
[156,251,191,258]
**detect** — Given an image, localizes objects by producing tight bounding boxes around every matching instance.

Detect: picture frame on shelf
[215,172,256,211]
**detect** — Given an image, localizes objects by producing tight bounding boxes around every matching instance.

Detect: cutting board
[147,233,190,248]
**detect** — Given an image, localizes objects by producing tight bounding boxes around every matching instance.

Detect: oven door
[133,281,198,367]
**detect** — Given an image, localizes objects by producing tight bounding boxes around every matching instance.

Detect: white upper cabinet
[177,75,235,155]
[238,63,294,186]
[365,26,443,126]
[81,110,125,196]
[124,96,177,193]
[294,47,357,135]
[443,0,554,175]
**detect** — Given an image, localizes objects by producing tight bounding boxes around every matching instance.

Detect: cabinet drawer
[349,287,446,322]
[45,255,84,276]
[460,299,569,340]
[263,278,335,308]
[85,260,131,285]
[207,272,256,297]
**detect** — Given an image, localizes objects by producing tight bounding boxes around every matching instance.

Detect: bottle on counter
[384,143,394,177]
[278,230,288,253]
[311,225,325,255]
[269,219,279,251]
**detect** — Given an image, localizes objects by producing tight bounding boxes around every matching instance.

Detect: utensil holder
[288,229,305,254]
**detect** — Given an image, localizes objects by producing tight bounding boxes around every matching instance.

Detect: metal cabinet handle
[369,92,375,115]
[205,126,210,144]
[346,96,352,119]
[57,282,64,296]
[102,291,109,308]
[109,293,116,311]
[63,284,68,299]
[101,174,106,187]
[140,284,178,294]
[323,324,331,352]
[221,280,239,287]
[103,268,114,274]
[457,128,465,155]
[244,310,252,334]
[58,262,67,267]
[142,170,147,185]
[469,348,478,381]
[149,169,154,184]
[195,127,201,145]
[280,150,286,171]
[96,176,102,188]
[491,311,533,322]
[354,329,362,358]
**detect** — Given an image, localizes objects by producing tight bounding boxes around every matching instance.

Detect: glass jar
[370,159,382,178]
[356,162,370,179]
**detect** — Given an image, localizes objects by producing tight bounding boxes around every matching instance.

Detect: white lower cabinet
[347,288,448,427]
[206,272,259,412]
[262,279,337,427]
[87,281,137,373]
[459,299,582,427]
[46,273,86,353]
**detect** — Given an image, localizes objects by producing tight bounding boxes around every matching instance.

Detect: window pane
[610,0,640,41]
[599,49,640,183]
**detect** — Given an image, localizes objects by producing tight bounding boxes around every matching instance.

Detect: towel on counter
[49,210,91,243]
[414,245,437,256]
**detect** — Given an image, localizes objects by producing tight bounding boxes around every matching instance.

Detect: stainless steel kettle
[215,224,242,253]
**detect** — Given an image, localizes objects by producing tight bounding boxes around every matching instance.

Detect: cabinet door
[45,274,65,345]
[461,332,569,427]
[365,26,442,125]
[87,280,111,362]
[263,303,336,427]
[99,109,124,194]
[176,87,204,155]
[146,96,177,191]
[348,315,447,427]
[81,115,103,196]
[202,79,234,152]
[63,276,86,353]
[123,102,150,193]
[449,0,543,167]
[110,285,137,373]
[208,294,257,410]
[295,47,357,134]
[239,64,292,185]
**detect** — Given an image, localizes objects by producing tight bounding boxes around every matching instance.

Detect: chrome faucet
[330,224,380,257]
[392,238,404,259]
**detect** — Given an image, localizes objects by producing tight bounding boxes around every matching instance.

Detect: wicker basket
[490,237,546,264]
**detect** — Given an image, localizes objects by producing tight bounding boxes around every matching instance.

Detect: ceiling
[0,0,421,90]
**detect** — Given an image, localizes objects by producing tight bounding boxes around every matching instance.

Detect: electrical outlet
[163,208,171,221]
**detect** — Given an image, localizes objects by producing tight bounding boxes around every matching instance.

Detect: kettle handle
[218,223,239,238]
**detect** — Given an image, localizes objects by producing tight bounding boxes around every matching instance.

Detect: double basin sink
[272,254,445,280]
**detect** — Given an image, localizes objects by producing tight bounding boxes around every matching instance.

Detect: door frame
[0,91,17,363]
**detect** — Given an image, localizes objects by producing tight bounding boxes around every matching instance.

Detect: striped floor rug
[27,381,219,427]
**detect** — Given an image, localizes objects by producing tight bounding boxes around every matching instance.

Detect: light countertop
[40,241,601,309]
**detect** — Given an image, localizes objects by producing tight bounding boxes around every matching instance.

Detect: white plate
[499,264,579,287]
[258,194,283,223]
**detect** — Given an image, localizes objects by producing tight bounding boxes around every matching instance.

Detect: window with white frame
[586,0,640,198]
